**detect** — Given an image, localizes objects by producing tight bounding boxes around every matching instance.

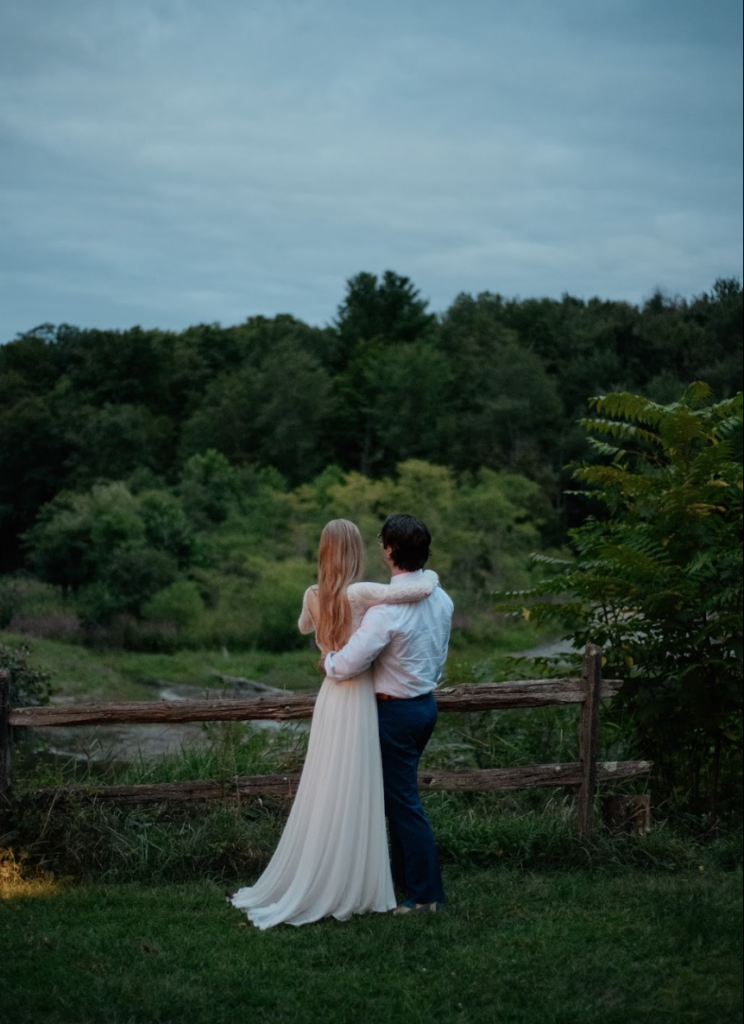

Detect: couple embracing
[228,513,454,929]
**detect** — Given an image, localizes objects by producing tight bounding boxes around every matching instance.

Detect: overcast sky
[1,0,742,341]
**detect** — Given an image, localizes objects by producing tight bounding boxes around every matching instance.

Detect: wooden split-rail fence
[0,644,651,839]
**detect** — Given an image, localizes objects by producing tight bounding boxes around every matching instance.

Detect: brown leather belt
[376,693,401,701]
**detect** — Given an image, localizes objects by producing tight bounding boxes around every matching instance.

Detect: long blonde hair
[315,519,365,651]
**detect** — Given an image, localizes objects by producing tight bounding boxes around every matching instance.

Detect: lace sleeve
[298,586,318,634]
[348,570,439,611]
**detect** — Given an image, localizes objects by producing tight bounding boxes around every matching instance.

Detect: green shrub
[77,547,177,624]
[502,384,744,815]
[0,642,51,706]
[142,580,206,631]
[0,576,66,628]
[186,559,309,651]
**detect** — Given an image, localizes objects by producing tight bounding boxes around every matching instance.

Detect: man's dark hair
[380,513,432,572]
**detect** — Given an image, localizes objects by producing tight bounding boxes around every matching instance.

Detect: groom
[323,513,454,913]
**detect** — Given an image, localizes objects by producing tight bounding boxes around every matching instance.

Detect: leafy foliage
[0,642,51,706]
[18,457,547,651]
[1,274,740,570]
[504,384,743,814]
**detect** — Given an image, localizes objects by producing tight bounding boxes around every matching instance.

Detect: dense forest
[0,271,741,650]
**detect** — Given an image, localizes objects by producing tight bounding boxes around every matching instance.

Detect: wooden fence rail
[0,645,651,838]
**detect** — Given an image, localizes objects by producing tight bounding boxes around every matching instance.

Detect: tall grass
[4,736,741,886]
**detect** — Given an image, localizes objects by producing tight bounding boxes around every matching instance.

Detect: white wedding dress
[229,571,438,929]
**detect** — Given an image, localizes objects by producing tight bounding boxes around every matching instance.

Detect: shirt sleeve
[324,605,393,681]
[349,571,438,609]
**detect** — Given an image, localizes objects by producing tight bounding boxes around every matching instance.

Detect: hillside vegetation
[1,273,741,643]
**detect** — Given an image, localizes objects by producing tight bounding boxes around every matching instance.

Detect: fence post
[577,644,603,839]
[0,669,12,795]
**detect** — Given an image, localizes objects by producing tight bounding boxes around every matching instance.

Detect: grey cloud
[0,0,741,338]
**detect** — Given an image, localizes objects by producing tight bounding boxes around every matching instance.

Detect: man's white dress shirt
[324,570,454,698]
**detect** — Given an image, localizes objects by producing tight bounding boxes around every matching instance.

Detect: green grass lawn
[1,867,741,1024]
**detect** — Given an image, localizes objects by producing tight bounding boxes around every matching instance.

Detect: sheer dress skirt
[229,671,396,929]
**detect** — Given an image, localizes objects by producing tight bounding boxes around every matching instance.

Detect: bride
[228,518,438,929]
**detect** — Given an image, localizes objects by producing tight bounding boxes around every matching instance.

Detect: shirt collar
[389,570,424,586]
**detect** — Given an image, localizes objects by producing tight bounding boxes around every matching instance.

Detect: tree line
[1,271,741,576]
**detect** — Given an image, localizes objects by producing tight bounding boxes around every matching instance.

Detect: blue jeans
[377,692,444,905]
